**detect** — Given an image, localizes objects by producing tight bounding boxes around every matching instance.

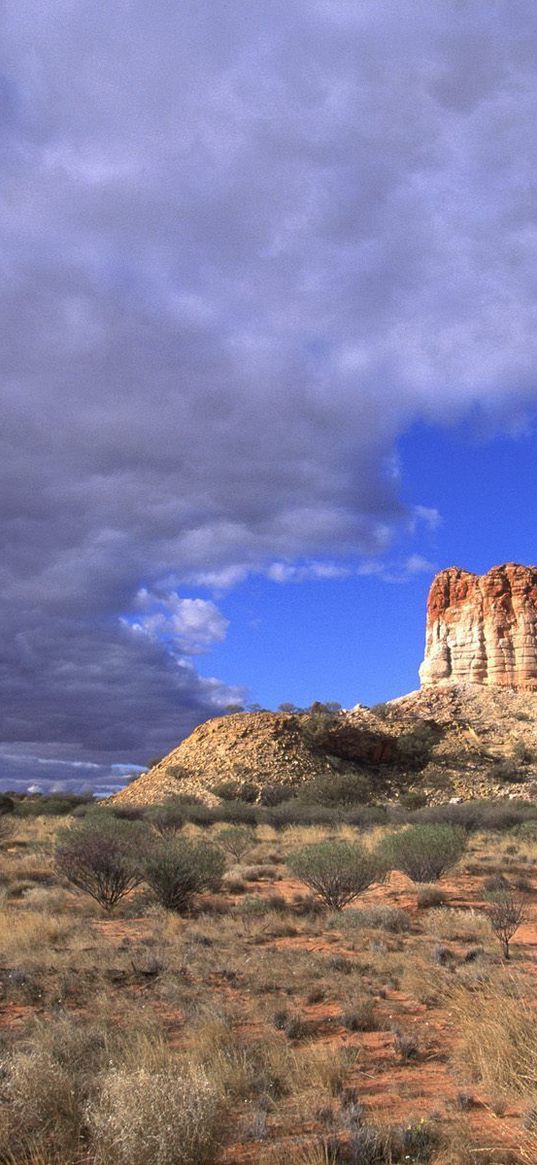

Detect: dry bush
[416,883,446,909]
[400,960,447,1007]
[256,1143,336,1165]
[90,1065,223,1165]
[421,907,491,943]
[55,817,146,911]
[0,1047,84,1160]
[486,886,526,959]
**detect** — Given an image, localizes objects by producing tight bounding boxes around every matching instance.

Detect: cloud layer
[2,0,537,787]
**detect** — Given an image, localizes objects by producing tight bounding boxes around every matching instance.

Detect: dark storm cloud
[2,0,537,787]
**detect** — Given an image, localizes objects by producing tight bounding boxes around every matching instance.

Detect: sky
[2,0,537,794]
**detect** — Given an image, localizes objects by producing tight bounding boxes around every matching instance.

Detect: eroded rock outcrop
[419,563,537,690]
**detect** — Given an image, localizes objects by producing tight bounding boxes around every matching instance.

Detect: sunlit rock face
[419,564,537,690]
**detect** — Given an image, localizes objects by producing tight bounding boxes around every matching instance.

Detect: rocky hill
[111,707,404,807]
[112,684,537,807]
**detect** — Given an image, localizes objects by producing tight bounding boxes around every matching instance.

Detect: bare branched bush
[486,886,526,959]
[55,817,145,911]
[216,825,255,861]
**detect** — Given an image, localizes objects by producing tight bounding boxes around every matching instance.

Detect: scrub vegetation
[0,794,537,1162]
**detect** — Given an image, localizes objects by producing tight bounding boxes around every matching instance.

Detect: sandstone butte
[112,561,537,809]
[419,562,537,690]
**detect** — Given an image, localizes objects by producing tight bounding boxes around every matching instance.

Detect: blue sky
[2,1,537,792]
[192,418,537,712]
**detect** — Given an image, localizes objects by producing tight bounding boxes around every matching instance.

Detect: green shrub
[296,771,373,806]
[146,802,185,836]
[377,824,466,883]
[211,780,259,802]
[286,840,383,910]
[216,826,255,861]
[16,793,95,817]
[144,838,225,912]
[55,817,145,911]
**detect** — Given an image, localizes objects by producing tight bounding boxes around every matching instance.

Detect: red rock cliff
[419,564,537,690]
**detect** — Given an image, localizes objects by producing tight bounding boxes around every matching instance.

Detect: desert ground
[2,802,537,1164]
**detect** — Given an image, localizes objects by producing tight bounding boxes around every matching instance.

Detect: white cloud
[127,590,229,655]
[404,554,436,575]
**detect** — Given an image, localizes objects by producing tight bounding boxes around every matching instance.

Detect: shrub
[377,824,466,883]
[266,802,340,829]
[340,999,377,1031]
[109,804,146,821]
[146,802,185,837]
[16,792,95,816]
[216,825,255,861]
[90,1065,223,1165]
[211,779,259,802]
[0,793,15,815]
[208,800,259,825]
[416,884,446,909]
[399,790,428,810]
[286,840,383,910]
[486,886,526,959]
[55,817,145,911]
[144,838,225,912]
[490,758,524,783]
[296,771,374,806]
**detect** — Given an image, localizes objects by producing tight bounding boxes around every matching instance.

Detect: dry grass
[90,1065,224,1165]
[451,973,537,1097]
[0,907,77,961]
[421,907,492,943]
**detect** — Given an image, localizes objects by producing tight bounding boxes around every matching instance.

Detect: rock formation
[419,563,537,690]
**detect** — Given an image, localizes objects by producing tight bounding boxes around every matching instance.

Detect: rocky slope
[111,708,403,806]
[112,685,537,807]
[419,563,537,689]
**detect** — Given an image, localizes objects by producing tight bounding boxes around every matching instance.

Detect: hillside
[112,684,537,807]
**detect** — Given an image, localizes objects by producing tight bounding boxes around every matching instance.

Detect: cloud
[126,589,229,655]
[403,555,437,576]
[2,1,537,785]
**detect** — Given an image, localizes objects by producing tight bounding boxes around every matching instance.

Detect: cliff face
[419,563,537,690]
